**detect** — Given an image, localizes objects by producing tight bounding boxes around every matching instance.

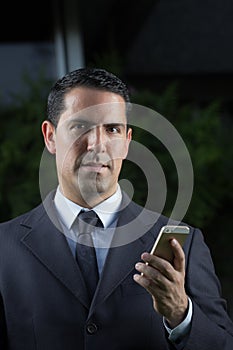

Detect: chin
[78,177,112,201]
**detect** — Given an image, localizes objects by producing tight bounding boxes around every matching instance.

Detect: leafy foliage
[126,85,233,230]
[0,76,232,230]
[0,71,233,315]
[0,75,51,220]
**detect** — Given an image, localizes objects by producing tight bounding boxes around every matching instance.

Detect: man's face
[44,87,132,207]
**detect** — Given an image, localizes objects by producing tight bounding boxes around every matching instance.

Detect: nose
[86,126,106,152]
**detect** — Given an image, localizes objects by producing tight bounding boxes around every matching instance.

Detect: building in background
[0,0,84,104]
[1,0,233,106]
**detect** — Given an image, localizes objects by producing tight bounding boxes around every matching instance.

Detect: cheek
[108,139,129,160]
[55,143,77,174]
[56,134,84,161]
[113,159,123,175]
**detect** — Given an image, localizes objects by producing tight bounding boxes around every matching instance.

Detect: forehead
[59,87,127,125]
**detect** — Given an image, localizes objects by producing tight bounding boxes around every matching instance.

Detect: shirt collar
[54,185,122,230]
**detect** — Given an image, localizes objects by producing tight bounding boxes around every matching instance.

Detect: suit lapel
[20,193,90,309]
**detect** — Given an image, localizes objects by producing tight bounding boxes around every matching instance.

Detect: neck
[59,186,117,209]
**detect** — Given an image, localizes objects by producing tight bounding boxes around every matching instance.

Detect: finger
[170,239,185,272]
[133,263,172,297]
[140,253,174,281]
[133,269,167,295]
[133,271,151,289]
[135,262,160,280]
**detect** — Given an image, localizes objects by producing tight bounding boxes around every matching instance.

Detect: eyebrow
[66,118,126,128]
[66,117,89,124]
[103,123,126,128]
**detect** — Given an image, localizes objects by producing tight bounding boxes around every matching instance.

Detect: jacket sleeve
[183,228,233,349]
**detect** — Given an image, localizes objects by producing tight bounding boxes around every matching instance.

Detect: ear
[123,127,132,159]
[127,127,132,143]
[41,121,56,154]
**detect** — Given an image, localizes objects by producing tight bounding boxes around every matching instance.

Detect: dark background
[0,0,233,318]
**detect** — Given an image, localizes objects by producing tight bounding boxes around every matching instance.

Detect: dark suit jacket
[0,191,233,350]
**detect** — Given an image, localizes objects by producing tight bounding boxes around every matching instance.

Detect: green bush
[1,76,232,231]
[0,74,51,220]
[0,73,232,315]
[126,83,233,230]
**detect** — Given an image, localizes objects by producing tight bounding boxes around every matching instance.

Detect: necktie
[75,210,102,300]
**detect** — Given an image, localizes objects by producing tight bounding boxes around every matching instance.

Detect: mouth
[80,162,110,173]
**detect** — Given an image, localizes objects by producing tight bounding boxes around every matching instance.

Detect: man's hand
[133,238,188,328]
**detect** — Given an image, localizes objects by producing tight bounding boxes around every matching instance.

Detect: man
[0,67,232,350]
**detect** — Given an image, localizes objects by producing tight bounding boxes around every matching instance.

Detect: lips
[82,162,109,167]
[80,162,110,173]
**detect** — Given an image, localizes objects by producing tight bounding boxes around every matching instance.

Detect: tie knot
[77,210,103,236]
[79,209,98,223]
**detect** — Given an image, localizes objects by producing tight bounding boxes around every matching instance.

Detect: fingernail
[142,252,149,260]
[171,238,177,246]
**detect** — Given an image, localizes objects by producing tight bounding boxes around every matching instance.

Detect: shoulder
[0,203,44,234]
[122,192,196,232]
[0,190,56,236]
[120,191,198,245]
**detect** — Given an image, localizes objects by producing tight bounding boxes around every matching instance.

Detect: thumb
[170,239,185,273]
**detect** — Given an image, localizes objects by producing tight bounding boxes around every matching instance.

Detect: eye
[108,127,119,133]
[74,123,87,129]
[70,122,90,132]
[106,125,121,134]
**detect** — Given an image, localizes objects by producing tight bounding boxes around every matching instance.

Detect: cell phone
[149,225,190,263]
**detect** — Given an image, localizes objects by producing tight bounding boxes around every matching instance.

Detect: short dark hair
[47,67,130,126]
